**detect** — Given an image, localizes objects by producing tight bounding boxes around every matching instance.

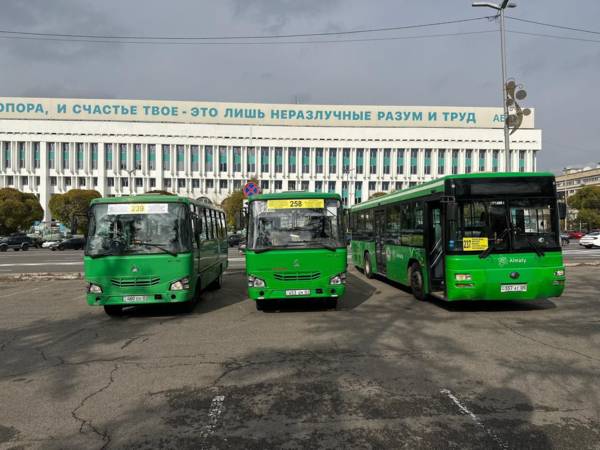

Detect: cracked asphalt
[1,266,600,449]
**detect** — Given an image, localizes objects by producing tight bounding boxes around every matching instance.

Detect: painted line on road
[0,262,82,267]
[441,388,509,449]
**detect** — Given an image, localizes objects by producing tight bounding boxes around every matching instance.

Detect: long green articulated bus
[245,192,347,310]
[350,172,566,302]
[84,194,227,316]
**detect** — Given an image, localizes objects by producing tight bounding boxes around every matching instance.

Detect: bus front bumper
[86,290,193,306]
[248,285,346,301]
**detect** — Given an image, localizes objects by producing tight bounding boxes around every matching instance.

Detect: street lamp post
[472,0,516,172]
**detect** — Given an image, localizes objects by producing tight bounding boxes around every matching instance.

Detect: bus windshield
[85,203,191,257]
[248,198,344,251]
[448,198,559,252]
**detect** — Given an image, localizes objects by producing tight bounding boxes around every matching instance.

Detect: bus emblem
[293,259,300,268]
[498,257,508,267]
[131,265,140,273]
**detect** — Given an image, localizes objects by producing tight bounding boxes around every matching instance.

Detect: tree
[568,186,600,230]
[369,192,387,200]
[0,188,44,235]
[49,189,101,233]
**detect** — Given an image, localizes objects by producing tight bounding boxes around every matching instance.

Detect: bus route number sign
[267,199,325,209]
[463,237,489,251]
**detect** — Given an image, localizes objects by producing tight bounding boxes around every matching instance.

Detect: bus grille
[111,277,160,287]
[273,272,321,281]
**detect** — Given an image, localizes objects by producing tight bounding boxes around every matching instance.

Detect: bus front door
[374,209,387,275]
[427,202,444,292]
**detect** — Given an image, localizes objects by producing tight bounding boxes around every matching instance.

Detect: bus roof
[90,194,223,210]
[351,171,555,212]
[248,191,341,202]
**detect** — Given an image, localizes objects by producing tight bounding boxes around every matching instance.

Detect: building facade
[0,97,541,221]
[556,165,600,198]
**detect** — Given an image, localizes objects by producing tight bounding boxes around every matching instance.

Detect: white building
[0,97,541,221]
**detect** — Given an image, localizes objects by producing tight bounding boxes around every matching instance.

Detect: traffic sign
[243,181,260,198]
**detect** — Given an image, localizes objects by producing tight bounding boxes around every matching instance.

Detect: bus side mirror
[558,202,567,220]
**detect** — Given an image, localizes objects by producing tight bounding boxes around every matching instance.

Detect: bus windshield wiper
[479,227,510,259]
[135,242,178,257]
[523,236,545,257]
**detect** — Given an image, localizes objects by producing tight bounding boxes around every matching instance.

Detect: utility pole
[472,1,516,172]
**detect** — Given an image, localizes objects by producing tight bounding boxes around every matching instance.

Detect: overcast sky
[0,0,598,172]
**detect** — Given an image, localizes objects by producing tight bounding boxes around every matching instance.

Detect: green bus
[84,195,228,316]
[350,172,566,301]
[245,192,347,310]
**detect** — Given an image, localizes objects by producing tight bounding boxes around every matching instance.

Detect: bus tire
[409,262,426,301]
[104,305,124,317]
[210,270,223,290]
[364,252,374,279]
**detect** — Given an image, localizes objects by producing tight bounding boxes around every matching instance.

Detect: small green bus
[350,172,566,301]
[245,192,347,310]
[84,195,227,316]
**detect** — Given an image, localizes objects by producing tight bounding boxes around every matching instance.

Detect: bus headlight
[87,283,103,294]
[248,276,265,288]
[455,274,472,281]
[170,277,190,291]
[554,269,565,277]
[329,272,347,285]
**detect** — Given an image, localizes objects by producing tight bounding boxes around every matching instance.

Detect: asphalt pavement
[1,266,599,448]
[0,242,598,275]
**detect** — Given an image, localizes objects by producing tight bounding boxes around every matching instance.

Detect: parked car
[0,234,33,252]
[50,237,86,251]
[227,234,243,247]
[560,233,570,245]
[579,232,600,248]
[42,240,60,249]
[568,231,585,240]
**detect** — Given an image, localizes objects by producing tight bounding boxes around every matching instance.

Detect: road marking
[441,388,509,449]
[0,262,82,267]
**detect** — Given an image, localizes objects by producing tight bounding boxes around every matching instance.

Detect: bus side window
[386,203,401,243]
[364,210,374,240]
[221,212,227,239]
[218,211,225,240]
[190,205,200,249]
[203,208,210,240]
[208,209,215,240]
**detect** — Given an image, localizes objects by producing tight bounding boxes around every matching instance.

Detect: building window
[342,181,349,205]
[104,144,112,170]
[65,177,72,187]
[369,149,377,175]
[177,178,185,188]
[135,178,143,187]
[18,142,26,169]
[465,149,472,174]
[288,180,296,190]
[218,146,227,172]
[148,144,156,170]
[301,180,309,191]
[93,177,98,186]
[205,179,212,189]
[301,147,310,174]
[219,179,228,190]
[134,144,142,170]
[164,178,172,188]
[382,181,390,191]
[438,149,445,174]
[192,179,200,188]
[328,181,336,193]
[62,143,70,170]
[78,177,86,187]
[177,145,185,172]
[6,175,14,186]
[91,143,98,170]
[452,150,459,175]
[260,180,269,190]
[107,177,114,187]
[33,142,41,169]
[189,145,198,172]
[478,150,486,172]
[21,176,28,186]
[119,143,127,170]
[424,149,431,175]
[288,147,296,173]
[410,148,418,175]
[383,149,391,175]
[519,150,526,172]
[163,144,171,169]
[204,145,213,172]
[492,150,499,172]
[329,148,337,174]
[397,149,404,174]
[275,147,283,173]
[343,148,350,173]
[395,182,402,190]
[233,180,241,190]
[356,149,364,174]
[274,180,282,190]
[355,181,362,203]
[315,180,323,192]
[247,147,256,173]
[368,181,376,192]
[150,178,156,188]
[233,147,241,172]
[316,148,324,174]
[50,176,57,186]
[75,143,84,170]
[121,178,128,188]
[261,147,269,173]
[3,142,10,169]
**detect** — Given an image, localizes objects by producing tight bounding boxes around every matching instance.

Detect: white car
[579,232,600,248]
[41,240,60,249]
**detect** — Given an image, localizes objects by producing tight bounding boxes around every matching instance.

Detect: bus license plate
[285,289,310,296]
[123,295,147,303]
[500,284,528,293]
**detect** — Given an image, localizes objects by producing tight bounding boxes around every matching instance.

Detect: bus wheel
[210,270,223,290]
[364,252,374,279]
[104,305,124,317]
[409,263,426,301]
